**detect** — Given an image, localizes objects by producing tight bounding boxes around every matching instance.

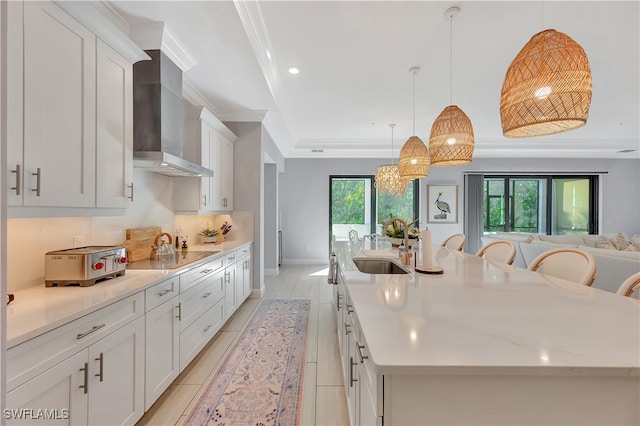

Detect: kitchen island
[332,242,640,425]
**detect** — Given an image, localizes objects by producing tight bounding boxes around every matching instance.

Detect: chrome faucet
[383,217,409,251]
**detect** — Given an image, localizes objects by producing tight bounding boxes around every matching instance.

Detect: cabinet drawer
[238,244,252,258]
[7,291,144,391]
[179,269,225,332]
[225,250,237,265]
[179,256,224,293]
[145,277,178,312]
[353,313,383,418]
[179,299,225,371]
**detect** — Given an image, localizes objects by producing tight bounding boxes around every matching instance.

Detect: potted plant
[384,214,420,248]
[199,227,219,243]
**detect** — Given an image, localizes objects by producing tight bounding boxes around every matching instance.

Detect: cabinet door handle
[344,323,351,335]
[202,194,207,206]
[202,292,212,299]
[200,269,213,274]
[336,292,342,311]
[32,167,41,196]
[11,164,21,195]
[203,324,212,333]
[176,302,182,320]
[347,304,354,314]
[77,323,105,340]
[349,356,358,387]
[127,182,134,201]
[157,289,172,297]
[79,362,89,394]
[357,344,369,362]
[225,271,230,284]
[95,352,104,382]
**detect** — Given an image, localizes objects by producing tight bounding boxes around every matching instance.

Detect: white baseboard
[281,258,328,265]
[264,267,279,276]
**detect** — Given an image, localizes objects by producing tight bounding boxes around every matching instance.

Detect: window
[483,175,598,235]
[329,176,418,248]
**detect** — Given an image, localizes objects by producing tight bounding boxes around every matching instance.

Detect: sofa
[481,232,640,294]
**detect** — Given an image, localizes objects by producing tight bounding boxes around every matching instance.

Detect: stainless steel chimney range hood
[132,49,213,177]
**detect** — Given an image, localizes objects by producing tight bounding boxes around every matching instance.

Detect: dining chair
[616,271,640,297]
[441,233,465,251]
[475,240,517,265]
[348,229,359,243]
[527,248,596,286]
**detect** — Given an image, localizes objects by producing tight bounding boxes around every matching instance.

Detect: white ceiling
[108,1,640,160]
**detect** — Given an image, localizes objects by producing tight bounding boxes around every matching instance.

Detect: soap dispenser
[398,241,406,260]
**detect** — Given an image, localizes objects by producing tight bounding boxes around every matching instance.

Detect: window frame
[483,174,599,235]
[329,175,419,253]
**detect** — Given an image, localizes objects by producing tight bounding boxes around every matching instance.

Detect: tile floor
[136,264,349,426]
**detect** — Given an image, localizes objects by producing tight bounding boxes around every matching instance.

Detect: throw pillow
[607,233,631,250]
[596,235,616,250]
[624,244,639,252]
[631,235,640,251]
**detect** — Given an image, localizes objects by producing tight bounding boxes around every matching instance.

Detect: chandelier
[429,7,474,166]
[375,124,409,196]
[398,67,430,179]
[500,29,592,138]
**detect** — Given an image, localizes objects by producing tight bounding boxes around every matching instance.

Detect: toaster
[45,246,127,287]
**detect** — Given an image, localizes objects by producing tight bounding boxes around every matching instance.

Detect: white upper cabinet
[175,107,236,214]
[96,39,134,208]
[5,0,145,213]
[21,0,97,207]
[213,134,234,211]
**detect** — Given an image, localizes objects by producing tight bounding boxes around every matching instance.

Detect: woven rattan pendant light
[374,124,409,196]
[429,7,474,166]
[500,29,592,138]
[398,67,430,179]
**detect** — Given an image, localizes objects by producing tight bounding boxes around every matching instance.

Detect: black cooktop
[126,251,220,270]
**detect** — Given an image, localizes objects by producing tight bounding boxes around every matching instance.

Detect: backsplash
[7,170,252,291]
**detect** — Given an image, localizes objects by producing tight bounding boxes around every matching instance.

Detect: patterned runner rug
[183,299,311,426]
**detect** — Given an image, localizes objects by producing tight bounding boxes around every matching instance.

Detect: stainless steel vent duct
[132,50,213,177]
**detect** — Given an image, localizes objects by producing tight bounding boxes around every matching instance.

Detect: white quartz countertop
[7,240,252,348]
[336,242,640,376]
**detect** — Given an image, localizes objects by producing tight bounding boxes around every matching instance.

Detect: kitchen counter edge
[6,240,253,348]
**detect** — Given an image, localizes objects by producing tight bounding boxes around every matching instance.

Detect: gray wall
[225,121,285,292]
[227,121,263,292]
[279,158,640,263]
[264,163,278,271]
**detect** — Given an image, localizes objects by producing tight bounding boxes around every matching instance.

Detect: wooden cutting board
[121,226,162,262]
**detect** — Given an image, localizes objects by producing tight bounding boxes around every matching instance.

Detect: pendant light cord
[389,124,395,161]
[449,12,453,104]
[412,71,416,135]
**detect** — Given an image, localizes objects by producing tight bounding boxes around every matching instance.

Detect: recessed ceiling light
[288,67,300,75]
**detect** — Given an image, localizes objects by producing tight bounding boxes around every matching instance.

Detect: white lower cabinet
[179,298,225,371]
[178,258,227,371]
[224,251,238,320]
[144,278,180,410]
[333,274,383,426]
[87,317,145,426]
[236,244,253,303]
[7,315,145,426]
[6,350,88,425]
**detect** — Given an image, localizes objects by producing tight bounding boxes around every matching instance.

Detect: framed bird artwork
[427,184,458,223]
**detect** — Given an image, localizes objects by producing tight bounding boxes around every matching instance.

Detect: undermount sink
[352,258,410,275]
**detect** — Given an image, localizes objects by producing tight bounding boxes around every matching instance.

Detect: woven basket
[398,136,430,179]
[429,105,474,166]
[500,29,592,138]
